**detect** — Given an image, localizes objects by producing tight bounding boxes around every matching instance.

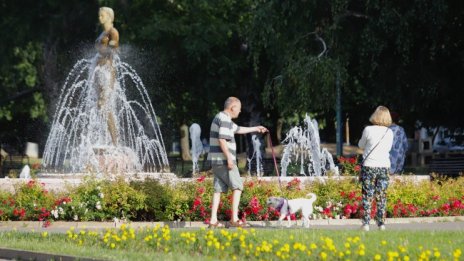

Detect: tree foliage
[0,0,463,148]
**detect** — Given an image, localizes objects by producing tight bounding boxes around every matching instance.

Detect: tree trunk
[180,124,191,161]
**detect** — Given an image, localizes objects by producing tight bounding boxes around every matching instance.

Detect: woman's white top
[358,125,394,168]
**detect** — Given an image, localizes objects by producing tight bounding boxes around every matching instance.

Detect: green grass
[0,228,462,260]
[0,232,202,261]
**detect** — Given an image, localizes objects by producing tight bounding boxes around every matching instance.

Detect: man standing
[389,112,408,174]
[208,97,268,228]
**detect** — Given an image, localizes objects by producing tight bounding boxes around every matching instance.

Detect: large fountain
[42,7,169,175]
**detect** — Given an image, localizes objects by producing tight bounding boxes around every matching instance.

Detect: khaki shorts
[212,165,243,193]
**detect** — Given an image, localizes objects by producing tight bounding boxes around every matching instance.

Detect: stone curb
[1,216,463,230]
[0,247,102,261]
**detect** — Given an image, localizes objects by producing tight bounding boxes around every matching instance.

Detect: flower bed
[0,175,463,225]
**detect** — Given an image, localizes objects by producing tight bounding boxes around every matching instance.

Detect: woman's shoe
[361,224,370,231]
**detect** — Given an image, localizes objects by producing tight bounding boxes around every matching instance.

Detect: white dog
[266,193,317,228]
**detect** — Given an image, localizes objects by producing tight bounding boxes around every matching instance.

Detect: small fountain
[247,134,264,176]
[42,7,169,176]
[189,123,204,174]
[280,114,339,177]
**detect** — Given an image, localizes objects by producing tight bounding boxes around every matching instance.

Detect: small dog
[266,193,317,228]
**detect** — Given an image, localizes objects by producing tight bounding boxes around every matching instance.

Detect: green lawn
[0,227,462,260]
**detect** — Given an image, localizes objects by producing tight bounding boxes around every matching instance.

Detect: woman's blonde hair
[369,106,392,127]
[100,7,114,23]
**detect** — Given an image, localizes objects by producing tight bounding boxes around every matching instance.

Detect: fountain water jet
[280,114,339,177]
[42,7,169,176]
[189,123,204,174]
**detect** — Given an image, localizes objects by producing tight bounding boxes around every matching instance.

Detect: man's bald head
[224,97,241,109]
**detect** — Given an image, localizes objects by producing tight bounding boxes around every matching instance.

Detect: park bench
[1,155,29,178]
[428,154,464,178]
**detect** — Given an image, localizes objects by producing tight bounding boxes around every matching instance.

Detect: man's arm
[235,126,268,135]
[218,138,234,170]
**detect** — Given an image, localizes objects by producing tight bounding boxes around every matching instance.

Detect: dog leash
[267,133,283,190]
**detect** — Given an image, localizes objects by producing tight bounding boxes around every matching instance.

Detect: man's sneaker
[361,224,370,231]
[379,225,386,231]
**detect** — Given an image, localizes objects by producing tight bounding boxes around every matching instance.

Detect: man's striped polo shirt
[208,111,240,165]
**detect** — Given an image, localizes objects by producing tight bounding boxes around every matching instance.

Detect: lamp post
[336,68,343,157]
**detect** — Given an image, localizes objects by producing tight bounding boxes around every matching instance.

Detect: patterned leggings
[361,166,390,226]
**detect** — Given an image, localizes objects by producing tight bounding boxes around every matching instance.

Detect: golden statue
[95,7,119,145]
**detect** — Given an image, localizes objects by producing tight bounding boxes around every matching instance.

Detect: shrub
[13,180,54,222]
[1,176,464,222]
[101,177,146,220]
[131,179,176,221]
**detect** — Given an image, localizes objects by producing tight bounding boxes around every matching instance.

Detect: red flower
[193,197,202,209]
[196,176,206,183]
[322,207,332,217]
[42,220,51,228]
[196,186,205,195]
[348,191,356,200]
[27,180,36,188]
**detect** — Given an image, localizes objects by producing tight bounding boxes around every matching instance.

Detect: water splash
[280,114,339,176]
[42,54,169,174]
[189,123,204,174]
[247,134,264,177]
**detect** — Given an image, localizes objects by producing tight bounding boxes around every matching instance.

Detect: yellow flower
[381,240,387,246]
[320,252,328,260]
[403,256,410,261]
[358,250,365,256]
[434,251,440,258]
[110,243,115,249]
[374,254,381,260]
[41,232,48,238]
[454,249,462,258]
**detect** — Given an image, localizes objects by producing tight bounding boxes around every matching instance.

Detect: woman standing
[358,106,394,231]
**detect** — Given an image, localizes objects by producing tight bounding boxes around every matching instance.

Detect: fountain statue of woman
[95,6,119,145]
[42,6,170,174]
